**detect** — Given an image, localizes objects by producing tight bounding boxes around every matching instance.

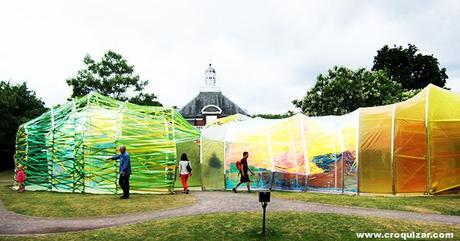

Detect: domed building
[179,63,249,127]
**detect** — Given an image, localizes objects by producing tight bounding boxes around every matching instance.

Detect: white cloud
[0,0,459,113]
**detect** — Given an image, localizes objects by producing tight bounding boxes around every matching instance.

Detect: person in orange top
[16,164,26,193]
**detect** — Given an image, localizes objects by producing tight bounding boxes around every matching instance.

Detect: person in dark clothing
[232,151,254,193]
[108,145,131,199]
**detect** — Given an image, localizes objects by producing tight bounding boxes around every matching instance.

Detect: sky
[1,0,459,114]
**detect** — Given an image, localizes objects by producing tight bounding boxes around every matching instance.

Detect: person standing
[108,145,131,199]
[232,151,254,193]
[16,164,26,193]
[179,153,192,194]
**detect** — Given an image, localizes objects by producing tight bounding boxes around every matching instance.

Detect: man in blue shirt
[108,145,131,199]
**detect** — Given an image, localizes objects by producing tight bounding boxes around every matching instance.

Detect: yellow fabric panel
[394,90,427,193]
[226,131,272,171]
[268,116,306,173]
[206,114,250,126]
[341,116,358,192]
[201,139,225,190]
[305,118,342,160]
[429,85,460,121]
[429,122,460,193]
[428,85,460,193]
[359,106,393,193]
[341,116,358,151]
[394,120,427,193]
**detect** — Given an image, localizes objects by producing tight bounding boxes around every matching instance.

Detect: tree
[67,50,162,106]
[252,111,296,119]
[0,81,47,169]
[372,44,448,90]
[129,93,162,106]
[293,66,403,116]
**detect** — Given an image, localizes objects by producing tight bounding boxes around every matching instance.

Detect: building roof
[179,91,249,118]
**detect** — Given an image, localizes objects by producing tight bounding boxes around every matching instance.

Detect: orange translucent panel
[428,86,460,193]
[394,90,427,193]
[359,106,393,193]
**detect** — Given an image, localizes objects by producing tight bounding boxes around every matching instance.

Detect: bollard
[259,191,270,234]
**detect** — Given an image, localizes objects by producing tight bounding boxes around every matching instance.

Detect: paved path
[1,191,460,236]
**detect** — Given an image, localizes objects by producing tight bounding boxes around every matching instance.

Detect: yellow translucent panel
[201,138,225,190]
[428,86,460,193]
[269,116,305,174]
[429,85,460,121]
[394,90,427,193]
[341,117,358,192]
[429,122,460,193]
[226,133,272,171]
[304,117,345,191]
[359,106,393,193]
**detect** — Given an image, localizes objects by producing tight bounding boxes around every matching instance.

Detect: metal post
[261,202,268,234]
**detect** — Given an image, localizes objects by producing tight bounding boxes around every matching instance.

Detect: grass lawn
[272,191,460,216]
[0,170,195,217]
[2,212,460,241]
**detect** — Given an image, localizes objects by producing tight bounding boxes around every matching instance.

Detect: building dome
[205,63,216,74]
[204,63,217,89]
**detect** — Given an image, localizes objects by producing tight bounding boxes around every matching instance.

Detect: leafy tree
[252,111,296,119]
[0,81,47,169]
[129,93,162,106]
[293,66,403,116]
[67,50,162,106]
[372,44,448,90]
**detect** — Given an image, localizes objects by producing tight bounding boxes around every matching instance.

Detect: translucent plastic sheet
[203,113,358,193]
[428,87,460,193]
[394,91,427,193]
[359,105,393,193]
[305,117,342,192]
[16,85,460,194]
[15,93,200,194]
[225,129,273,191]
[175,141,201,188]
[201,138,225,190]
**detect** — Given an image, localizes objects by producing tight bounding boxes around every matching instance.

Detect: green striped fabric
[15,92,200,194]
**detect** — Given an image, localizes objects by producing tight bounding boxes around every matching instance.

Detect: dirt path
[1,191,459,236]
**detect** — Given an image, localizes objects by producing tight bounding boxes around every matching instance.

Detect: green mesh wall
[15,93,200,194]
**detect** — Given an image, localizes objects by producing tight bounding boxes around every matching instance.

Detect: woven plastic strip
[15,92,200,194]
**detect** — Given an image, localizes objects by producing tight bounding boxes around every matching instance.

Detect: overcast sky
[1,1,459,114]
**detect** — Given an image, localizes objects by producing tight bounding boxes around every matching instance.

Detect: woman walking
[179,153,192,194]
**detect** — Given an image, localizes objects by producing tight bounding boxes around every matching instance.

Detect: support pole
[391,105,397,195]
[265,128,275,190]
[49,107,55,191]
[170,108,177,193]
[338,127,345,194]
[223,140,227,190]
[72,100,77,193]
[200,134,205,191]
[425,87,431,194]
[333,134,338,191]
[300,117,309,191]
[356,109,361,195]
